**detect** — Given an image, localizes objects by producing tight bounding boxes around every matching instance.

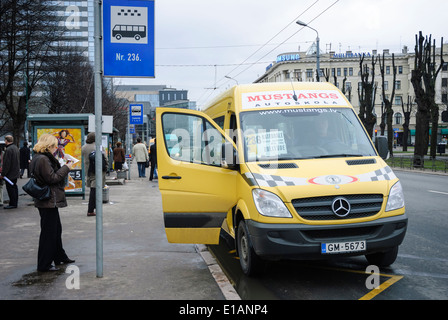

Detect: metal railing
[387,155,448,173]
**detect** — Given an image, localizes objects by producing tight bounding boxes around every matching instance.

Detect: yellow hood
[244,157,397,202]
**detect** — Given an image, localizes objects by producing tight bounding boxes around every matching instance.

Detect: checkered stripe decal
[357,166,397,182]
[244,172,307,187]
[244,165,397,187]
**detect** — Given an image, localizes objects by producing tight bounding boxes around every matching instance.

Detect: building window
[395,112,402,125]
[394,96,402,105]
[395,80,401,90]
[345,82,352,91]
[337,68,341,77]
[442,78,448,87]
[384,81,389,91]
[349,67,353,76]
[306,69,313,78]
[398,66,403,74]
[386,66,390,75]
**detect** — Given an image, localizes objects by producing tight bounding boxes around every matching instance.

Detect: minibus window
[239,107,376,161]
[212,116,225,130]
[162,112,224,167]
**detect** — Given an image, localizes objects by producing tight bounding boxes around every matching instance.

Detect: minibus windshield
[239,107,377,162]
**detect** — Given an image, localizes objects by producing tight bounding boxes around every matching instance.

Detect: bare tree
[379,53,397,156]
[43,48,95,114]
[358,54,378,138]
[411,31,444,166]
[401,96,414,151]
[379,102,386,135]
[0,0,63,143]
[323,68,352,102]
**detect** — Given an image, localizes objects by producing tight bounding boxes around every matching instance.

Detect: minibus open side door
[156,108,238,244]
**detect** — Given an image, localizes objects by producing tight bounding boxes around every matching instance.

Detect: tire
[237,220,262,276]
[365,246,399,267]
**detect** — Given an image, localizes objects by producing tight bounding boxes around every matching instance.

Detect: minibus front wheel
[365,246,399,267]
[237,220,262,276]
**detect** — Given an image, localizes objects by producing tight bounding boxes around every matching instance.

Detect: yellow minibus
[156,82,407,275]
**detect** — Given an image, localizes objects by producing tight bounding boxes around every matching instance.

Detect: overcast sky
[114,0,448,109]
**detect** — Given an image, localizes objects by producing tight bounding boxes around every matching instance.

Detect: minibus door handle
[162,175,182,180]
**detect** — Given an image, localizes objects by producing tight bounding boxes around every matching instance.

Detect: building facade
[114,85,195,139]
[50,1,94,61]
[255,44,448,145]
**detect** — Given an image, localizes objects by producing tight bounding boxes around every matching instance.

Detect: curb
[195,244,241,300]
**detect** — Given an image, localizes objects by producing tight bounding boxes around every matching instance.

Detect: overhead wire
[216,0,321,88]
[155,41,313,51]
[229,0,340,84]
[195,0,322,107]
[155,61,272,67]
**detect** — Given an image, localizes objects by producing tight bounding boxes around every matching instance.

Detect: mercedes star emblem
[331,197,351,217]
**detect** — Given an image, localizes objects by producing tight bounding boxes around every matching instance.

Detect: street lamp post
[296,20,320,82]
[225,75,238,85]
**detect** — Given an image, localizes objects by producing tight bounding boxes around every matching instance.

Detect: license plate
[321,240,366,254]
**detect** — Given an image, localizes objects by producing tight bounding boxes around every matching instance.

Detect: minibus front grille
[291,194,383,221]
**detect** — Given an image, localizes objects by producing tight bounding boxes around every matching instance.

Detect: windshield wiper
[316,154,364,158]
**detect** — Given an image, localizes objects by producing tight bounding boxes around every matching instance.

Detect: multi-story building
[255,44,448,145]
[49,1,94,61]
[114,85,194,138]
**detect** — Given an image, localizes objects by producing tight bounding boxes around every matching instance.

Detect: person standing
[149,138,157,181]
[1,136,20,209]
[81,132,106,217]
[132,137,148,178]
[0,145,5,207]
[30,134,75,272]
[113,141,125,171]
[20,141,31,178]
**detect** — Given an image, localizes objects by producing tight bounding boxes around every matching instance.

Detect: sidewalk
[0,162,239,300]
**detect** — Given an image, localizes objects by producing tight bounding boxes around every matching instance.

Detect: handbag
[22,175,51,201]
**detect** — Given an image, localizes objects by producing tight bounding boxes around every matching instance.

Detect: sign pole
[94,0,103,278]
[126,105,131,180]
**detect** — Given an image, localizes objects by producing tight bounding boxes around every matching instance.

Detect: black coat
[30,152,70,208]
[150,143,157,166]
[2,143,20,180]
[20,146,30,169]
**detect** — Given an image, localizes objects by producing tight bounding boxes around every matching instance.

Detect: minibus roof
[201,82,352,113]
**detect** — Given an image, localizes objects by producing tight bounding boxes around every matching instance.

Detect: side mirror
[221,142,239,170]
[374,136,389,160]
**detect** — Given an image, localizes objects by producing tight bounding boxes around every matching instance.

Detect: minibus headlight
[386,181,405,211]
[252,189,292,218]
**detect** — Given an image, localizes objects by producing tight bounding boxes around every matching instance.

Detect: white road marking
[428,190,448,196]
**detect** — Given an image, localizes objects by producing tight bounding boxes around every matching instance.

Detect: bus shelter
[28,114,94,199]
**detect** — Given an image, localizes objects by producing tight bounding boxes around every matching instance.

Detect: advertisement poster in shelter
[36,127,84,193]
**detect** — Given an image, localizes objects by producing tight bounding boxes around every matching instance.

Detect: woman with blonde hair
[31,134,75,272]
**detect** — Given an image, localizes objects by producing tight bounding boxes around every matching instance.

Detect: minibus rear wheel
[365,246,399,267]
[237,220,262,276]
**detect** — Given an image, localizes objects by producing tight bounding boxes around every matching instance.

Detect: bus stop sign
[102,0,155,77]
[129,104,144,124]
